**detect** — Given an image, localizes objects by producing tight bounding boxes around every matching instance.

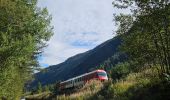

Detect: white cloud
[39,40,89,65]
[38,0,117,66]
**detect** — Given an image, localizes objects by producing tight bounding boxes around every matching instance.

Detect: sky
[37,0,124,67]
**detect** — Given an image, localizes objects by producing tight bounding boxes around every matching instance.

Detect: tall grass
[89,67,162,100]
[25,92,51,100]
[56,80,104,100]
[26,67,170,100]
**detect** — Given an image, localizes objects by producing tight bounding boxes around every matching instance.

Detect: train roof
[60,69,106,84]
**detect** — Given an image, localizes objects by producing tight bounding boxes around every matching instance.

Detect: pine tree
[44,85,50,92]
[37,82,42,93]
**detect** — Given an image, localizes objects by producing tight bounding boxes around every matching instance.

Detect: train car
[59,69,108,90]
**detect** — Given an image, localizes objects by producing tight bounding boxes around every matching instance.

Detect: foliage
[111,62,131,80]
[113,0,170,74]
[107,68,157,100]
[25,67,170,100]
[37,82,43,94]
[163,73,170,83]
[98,52,128,77]
[89,67,165,100]
[98,54,135,80]
[56,80,104,100]
[44,85,50,92]
[0,0,53,99]
[30,83,56,96]
[26,80,104,100]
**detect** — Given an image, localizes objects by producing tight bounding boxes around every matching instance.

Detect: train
[59,69,108,90]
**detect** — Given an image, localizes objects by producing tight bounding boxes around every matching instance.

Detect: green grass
[106,68,160,100]
[25,92,51,100]
[55,80,104,100]
[26,67,170,100]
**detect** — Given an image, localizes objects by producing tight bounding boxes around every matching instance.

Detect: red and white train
[59,69,108,90]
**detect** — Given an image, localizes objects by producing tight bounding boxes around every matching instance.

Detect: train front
[96,70,108,81]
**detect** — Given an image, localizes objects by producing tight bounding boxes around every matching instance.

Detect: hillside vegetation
[26,66,170,100]
[0,0,53,99]
[1,0,170,99]
[27,0,170,100]
[31,36,122,88]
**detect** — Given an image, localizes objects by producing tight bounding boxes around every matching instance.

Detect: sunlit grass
[26,67,166,100]
[56,80,104,100]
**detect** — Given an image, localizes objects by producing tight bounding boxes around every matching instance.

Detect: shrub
[111,62,131,80]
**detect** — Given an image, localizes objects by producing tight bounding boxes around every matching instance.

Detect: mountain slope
[30,36,123,88]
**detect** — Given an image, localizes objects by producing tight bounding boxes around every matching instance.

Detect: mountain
[30,36,123,88]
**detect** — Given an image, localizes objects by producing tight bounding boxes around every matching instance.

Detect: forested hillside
[30,36,123,88]
[0,0,53,99]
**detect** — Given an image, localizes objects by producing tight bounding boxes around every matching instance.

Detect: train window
[98,72,107,77]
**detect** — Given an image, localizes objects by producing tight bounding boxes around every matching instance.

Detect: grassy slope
[26,67,170,100]
[90,67,170,100]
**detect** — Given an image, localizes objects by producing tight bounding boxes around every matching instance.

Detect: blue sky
[37,0,128,67]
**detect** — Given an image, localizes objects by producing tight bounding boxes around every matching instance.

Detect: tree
[37,82,42,93]
[0,0,53,99]
[113,0,170,74]
[111,62,131,80]
[44,85,50,92]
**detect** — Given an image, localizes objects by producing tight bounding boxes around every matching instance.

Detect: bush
[111,62,131,80]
